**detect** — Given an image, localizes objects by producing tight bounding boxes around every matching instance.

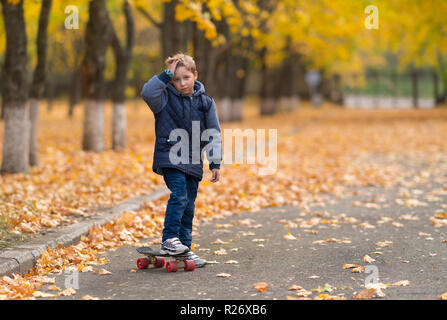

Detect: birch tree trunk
[80,0,111,152]
[68,39,82,118]
[0,0,30,174]
[110,0,134,151]
[411,70,419,109]
[278,49,302,112]
[229,53,249,122]
[29,0,52,167]
[28,99,40,166]
[162,0,188,57]
[259,49,280,116]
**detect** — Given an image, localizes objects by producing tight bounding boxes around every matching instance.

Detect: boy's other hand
[210,169,220,183]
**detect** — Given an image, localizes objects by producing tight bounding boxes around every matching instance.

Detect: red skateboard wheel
[166,261,178,273]
[137,258,149,269]
[183,260,195,272]
[154,257,165,268]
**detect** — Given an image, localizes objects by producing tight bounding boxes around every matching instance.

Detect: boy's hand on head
[167,59,179,74]
[210,169,220,183]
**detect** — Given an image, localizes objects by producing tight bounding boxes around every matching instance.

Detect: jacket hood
[167,80,205,97]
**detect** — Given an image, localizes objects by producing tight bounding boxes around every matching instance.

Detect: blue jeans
[161,168,200,249]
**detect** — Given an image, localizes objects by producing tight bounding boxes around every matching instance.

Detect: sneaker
[160,237,190,255]
[184,251,207,268]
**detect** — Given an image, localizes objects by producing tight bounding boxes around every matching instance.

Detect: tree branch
[137,6,162,29]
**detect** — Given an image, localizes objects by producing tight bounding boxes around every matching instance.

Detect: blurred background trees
[0,0,446,173]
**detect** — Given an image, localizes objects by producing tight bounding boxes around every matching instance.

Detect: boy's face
[172,66,198,96]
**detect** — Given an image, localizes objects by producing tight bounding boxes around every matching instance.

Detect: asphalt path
[41,158,447,301]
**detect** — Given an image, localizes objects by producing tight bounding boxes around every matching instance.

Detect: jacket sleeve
[205,98,222,170]
[141,71,171,114]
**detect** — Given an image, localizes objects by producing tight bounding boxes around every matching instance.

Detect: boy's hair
[165,52,197,73]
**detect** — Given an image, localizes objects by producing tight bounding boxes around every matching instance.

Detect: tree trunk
[259,50,280,116]
[68,39,83,118]
[2,105,30,174]
[45,67,54,113]
[229,51,249,121]
[192,22,213,93]
[433,71,439,105]
[1,98,4,120]
[260,71,279,115]
[215,36,231,122]
[192,12,228,98]
[193,16,233,121]
[433,69,445,105]
[162,0,187,58]
[278,47,301,112]
[436,52,446,104]
[257,0,279,116]
[112,102,126,150]
[259,48,273,115]
[220,45,236,122]
[411,70,419,108]
[279,54,301,112]
[109,0,134,151]
[28,99,39,166]
[392,72,398,106]
[29,0,52,167]
[442,71,447,104]
[330,73,343,105]
[68,69,81,118]
[82,100,105,151]
[218,97,232,122]
[216,39,245,122]
[1,0,30,174]
[80,0,111,152]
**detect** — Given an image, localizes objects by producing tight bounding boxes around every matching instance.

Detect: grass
[0,201,27,250]
[0,214,15,249]
[343,69,442,98]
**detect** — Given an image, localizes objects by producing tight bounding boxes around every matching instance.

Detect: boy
[141,53,222,267]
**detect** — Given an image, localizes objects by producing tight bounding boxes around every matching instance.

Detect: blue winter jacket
[141,71,222,181]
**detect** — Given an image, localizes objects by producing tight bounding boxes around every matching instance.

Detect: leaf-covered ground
[0,100,446,299]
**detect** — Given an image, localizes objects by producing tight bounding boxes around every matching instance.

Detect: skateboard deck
[136,246,195,272]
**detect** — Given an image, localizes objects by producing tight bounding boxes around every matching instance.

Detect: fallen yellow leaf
[434,211,447,219]
[58,288,76,296]
[352,288,375,299]
[351,266,365,273]
[216,273,231,278]
[288,284,303,291]
[32,291,57,298]
[391,280,410,287]
[48,285,61,291]
[212,239,229,244]
[213,248,228,255]
[253,282,269,292]
[284,233,298,240]
[97,269,112,275]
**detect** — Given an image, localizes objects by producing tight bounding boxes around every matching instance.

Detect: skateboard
[136,246,195,272]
